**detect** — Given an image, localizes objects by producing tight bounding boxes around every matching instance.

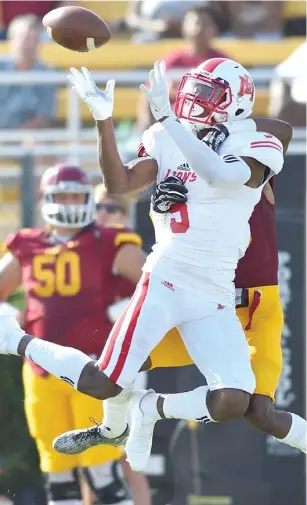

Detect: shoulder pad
[141,123,166,162]
[220,131,284,175]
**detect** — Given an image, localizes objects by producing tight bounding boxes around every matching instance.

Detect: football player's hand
[140,61,175,122]
[67,67,115,121]
[152,175,188,214]
[201,124,230,153]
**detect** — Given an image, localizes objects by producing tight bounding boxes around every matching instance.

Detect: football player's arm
[96,120,158,196]
[161,117,252,187]
[113,244,147,284]
[0,252,22,300]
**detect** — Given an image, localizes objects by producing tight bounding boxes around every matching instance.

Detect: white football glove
[140,61,175,122]
[67,66,115,121]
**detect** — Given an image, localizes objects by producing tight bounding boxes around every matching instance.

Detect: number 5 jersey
[139,123,284,306]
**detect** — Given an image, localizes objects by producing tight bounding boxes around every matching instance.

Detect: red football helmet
[175,57,256,129]
[40,163,94,228]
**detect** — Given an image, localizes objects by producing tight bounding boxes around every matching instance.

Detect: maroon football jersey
[235,179,278,288]
[6,224,141,372]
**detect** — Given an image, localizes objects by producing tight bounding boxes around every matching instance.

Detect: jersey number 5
[32,251,81,297]
[170,203,190,233]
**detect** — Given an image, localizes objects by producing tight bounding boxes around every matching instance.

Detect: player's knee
[208,388,251,422]
[44,469,81,503]
[244,394,275,433]
[78,361,121,400]
[83,461,131,504]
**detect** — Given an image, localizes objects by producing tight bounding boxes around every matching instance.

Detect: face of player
[53,192,87,205]
[95,198,126,227]
[182,11,218,50]
[11,27,40,66]
[51,192,87,235]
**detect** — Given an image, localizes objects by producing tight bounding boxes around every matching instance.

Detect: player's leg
[125,296,255,471]
[70,390,135,505]
[177,306,255,421]
[239,287,306,453]
[53,272,181,455]
[22,362,82,505]
[2,273,177,406]
[120,458,152,505]
[1,313,120,400]
[149,328,193,369]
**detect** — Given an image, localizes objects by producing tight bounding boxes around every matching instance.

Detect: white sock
[278,413,307,453]
[25,338,92,389]
[161,386,214,423]
[102,387,133,437]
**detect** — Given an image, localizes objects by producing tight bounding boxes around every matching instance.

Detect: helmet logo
[239,74,255,102]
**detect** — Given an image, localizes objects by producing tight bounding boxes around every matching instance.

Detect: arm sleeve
[162,117,251,187]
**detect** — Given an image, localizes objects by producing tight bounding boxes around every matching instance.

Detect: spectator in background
[0,15,56,130]
[94,183,130,228]
[125,0,206,42]
[215,1,284,39]
[0,1,74,40]
[283,0,306,36]
[269,41,306,127]
[135,4,226,131]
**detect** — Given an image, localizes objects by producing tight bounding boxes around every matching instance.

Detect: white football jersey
[142,124,284,305]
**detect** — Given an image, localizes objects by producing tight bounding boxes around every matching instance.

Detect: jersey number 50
[169,203,190,233]
[32,251,81,297]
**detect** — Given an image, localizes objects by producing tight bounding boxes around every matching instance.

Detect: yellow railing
[0,37,304,69]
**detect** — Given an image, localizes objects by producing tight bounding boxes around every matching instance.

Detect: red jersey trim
[138,143,148,158]
[250,141,283,152]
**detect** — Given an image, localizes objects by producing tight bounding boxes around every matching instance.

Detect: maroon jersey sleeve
[5,229,25,258]
[103,226,143,253]
[4,228,41,259]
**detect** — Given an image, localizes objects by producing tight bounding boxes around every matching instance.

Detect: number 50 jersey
[5,224,141,367]
[141,123,284,306]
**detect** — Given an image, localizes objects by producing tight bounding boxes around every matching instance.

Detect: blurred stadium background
[0,1,306,505]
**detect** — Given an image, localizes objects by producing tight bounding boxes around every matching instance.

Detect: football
[43,6,111,52]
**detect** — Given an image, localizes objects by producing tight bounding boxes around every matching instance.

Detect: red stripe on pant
[100,272,150,383]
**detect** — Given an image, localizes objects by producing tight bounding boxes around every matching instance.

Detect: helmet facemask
[175,72,231,128]
[41,181,95,229]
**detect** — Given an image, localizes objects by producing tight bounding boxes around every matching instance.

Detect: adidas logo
[196,415,211,424]
[177,163,190,171]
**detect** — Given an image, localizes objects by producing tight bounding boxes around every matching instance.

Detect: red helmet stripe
[201,58,228,73]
